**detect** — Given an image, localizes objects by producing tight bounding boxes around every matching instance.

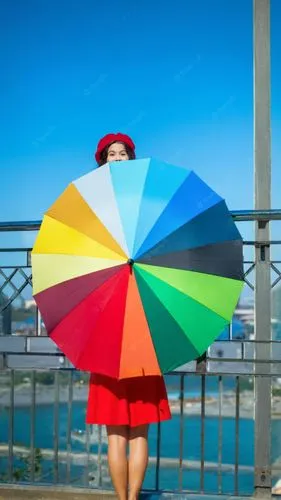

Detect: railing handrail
[0,209,281,232]
[0,221,42,232]
[231,209,281,221]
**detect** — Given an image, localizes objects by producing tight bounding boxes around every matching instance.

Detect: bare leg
[128,424,149,500]
[107,425,129,500]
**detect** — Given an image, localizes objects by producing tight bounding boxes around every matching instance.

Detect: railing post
[253,0,272,498]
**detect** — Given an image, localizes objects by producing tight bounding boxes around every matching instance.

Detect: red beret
[95,133,135,163]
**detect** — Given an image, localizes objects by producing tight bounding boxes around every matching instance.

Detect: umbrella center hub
[127,258,134,267]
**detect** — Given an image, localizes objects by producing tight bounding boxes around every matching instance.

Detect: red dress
[86,373,171,427]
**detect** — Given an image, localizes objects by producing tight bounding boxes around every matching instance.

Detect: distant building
[0,292,12,335]
[25,298,36,309]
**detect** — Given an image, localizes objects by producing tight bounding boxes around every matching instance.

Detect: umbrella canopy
[32,158,244,378]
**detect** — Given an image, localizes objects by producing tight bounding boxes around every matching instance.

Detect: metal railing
[0,210,281,331]
[0,209,281,498]
[0,369,259,495]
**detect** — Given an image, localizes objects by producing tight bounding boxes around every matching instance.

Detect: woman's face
[106,142,129,162]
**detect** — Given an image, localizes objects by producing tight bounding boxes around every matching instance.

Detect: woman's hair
[98,141,136,167]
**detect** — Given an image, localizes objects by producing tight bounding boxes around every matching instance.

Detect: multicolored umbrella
[31,158,244,379]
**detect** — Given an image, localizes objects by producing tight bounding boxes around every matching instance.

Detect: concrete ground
[0,484,259,500]
[0,484,114,500]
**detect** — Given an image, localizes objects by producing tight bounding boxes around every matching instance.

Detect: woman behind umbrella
[86,133,171,500]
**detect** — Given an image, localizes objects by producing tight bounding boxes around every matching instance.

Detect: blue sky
[0,0,280,259]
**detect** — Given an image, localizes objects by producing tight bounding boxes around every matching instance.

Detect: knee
[107,425,129,452]
[129,424,149,441]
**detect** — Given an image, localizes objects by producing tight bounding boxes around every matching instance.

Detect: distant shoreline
[2,382,281,420]
[1,382,278,420]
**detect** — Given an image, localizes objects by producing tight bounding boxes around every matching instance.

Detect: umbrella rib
[135,198,224,260]
[136,242,244,281]
[46,208,128,260]
[73,168,131,257]
[135,265,243,322]
[135,273,201,371]
[137,273,230,363]
[74,267,129,372]
[33,250,126,261]
[109,159,151,258]
[132,163,192,257]
[32,253,125,295]
[49,266,127,366]
[35,214,127,261]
